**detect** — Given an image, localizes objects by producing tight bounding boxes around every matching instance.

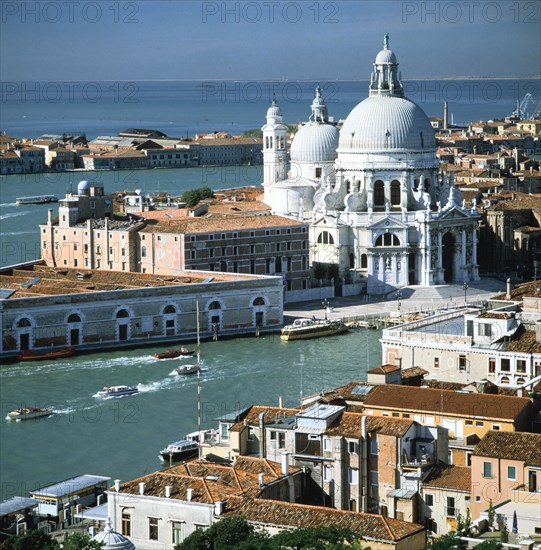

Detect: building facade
[262,36,480,294]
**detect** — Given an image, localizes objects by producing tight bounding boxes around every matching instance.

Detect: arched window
[116,309,130,318]
[17,318,32,327]
[390,180,401,206]
[121,508,131,537]
[361,254,368,269]
[209,301,221,310]
[220,261,227,272]
[275,257,282,272]
[253,297,265,306]
[163,305,176,314]
[500,376,510,385]
[317,231,334,245]
[67,314,81,323]
[516,377,526,385]
[375,234,400,247]
[374,180,385,207]
[141,245,147,258]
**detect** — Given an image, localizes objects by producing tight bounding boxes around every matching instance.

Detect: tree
[423,532,467,550]
[456,508,472,536]
[487,499,495,530]
[181,187,215,208]
[497,515,509,543]
[62,532,105,550]
[473,541,503,550]
[0,530,59,550]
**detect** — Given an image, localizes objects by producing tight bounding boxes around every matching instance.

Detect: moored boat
[16,347,75,362]
[159,439,199,462]
[153,347,195,360]
[96,385,139,398]
[280,318,349,341]
[7,407,53,421]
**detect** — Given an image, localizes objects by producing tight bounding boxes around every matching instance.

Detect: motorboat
[16,195,58,205]
[7,407,53,421]
[16,347,75,362]
[159,439,199,462]
[153,347,195,360]
[280,318,349,341]
[171,364,200,376]
[96,385,139,398]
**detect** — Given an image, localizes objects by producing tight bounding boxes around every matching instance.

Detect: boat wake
[0,211,31,220]
[0,202,18,208]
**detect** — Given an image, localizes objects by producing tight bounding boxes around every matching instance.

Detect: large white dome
[375,48,397,64]
[290,123,339,163]
[338,96,436,152]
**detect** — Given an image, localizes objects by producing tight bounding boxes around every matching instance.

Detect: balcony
[509,484,541,505]
[401,452,436,469]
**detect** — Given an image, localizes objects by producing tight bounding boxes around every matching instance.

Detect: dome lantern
[369,34,404,98]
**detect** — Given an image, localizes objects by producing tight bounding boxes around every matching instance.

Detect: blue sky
[1,1,540,80]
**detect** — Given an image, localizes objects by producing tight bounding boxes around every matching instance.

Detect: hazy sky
[1,0,540,81]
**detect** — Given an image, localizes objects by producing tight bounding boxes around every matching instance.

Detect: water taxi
[170,364,200,376]
[280,318,349,341]
[153,347,195,360]
[97,385,139,398]
[159,439,199,462]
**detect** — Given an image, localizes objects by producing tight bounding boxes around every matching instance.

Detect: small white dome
[92,518,135,550]
[338,96,436,151]
[77,180,91,193]
[375,48,397,64]
[290,123,339,163]
[267,100,282,118]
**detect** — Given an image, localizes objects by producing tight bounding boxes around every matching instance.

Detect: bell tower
[261,98,288,185]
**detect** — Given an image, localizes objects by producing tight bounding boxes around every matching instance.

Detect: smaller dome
[375,48,397,64]
[290,123,339,163]
[77,180,90,193]
[267,99,282,118]
[92,517,135,550]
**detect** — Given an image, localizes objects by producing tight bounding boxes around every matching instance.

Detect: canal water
[0,329,382,499]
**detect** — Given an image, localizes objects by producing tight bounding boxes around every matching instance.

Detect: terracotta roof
[325,412,414,439]
[0,262,251,299]
[362,384,531,421]
[507,326,541,354]
[367,364,400,375]
[493,280,541,300]
[137,209,191,222]
[225,497,426,542]
[229,405,300,432]
[140,214,306,234]
[473,431,541,465]
[117,457,293,502]
[422,464,471,492]
[401,367,429,380]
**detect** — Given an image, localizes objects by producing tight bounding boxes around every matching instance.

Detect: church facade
[262,37,479,295]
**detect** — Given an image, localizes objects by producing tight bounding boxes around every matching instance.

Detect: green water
[0,329,382,499]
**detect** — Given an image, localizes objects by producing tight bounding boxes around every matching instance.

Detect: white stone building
[263,36,480,295]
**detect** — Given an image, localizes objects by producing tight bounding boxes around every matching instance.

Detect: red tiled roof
[422,464,471,492]
[363,384,531,421]
[225,497,426,542]
[473,431,541,465]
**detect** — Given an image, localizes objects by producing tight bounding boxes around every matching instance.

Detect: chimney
[114,479,121,492]
[281,452,289,476]
[165,486,171,498]
[139,482,145,495]
[259,411,266,459]
[536,321,541,344]
[187,488,193,501]
[47,208,53,225]
[258,473,265,488]
[506,278,512,300]
[278,396,283,409]
[444,101,448,130]
[214,501,225,516]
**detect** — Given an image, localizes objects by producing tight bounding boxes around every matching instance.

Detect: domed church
[262,35,479,295]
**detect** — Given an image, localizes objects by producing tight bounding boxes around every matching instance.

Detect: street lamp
[463,282,468,306]
[395,290,402,318]
[322,298,329,321]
